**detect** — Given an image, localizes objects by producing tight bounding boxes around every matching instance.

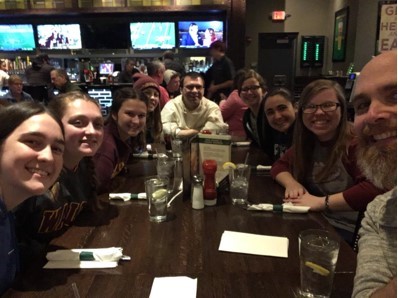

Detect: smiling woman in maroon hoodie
[93,87,148,194]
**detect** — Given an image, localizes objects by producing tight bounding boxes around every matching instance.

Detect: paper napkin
[219,230,289,258]
[247,202,310,213]
[149,276,197,298]
[44,247,125,269]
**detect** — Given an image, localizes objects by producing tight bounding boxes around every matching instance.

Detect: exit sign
[272,11,286,21]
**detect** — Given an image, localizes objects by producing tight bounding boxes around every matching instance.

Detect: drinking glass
[156,154,175,193]
[298,229,340,298]
[229,163,251,205]
[171,139,183,158]
[145,176,169,223]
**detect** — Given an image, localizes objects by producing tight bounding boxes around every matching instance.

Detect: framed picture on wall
[332,7,349,62]
[376,1,397,54]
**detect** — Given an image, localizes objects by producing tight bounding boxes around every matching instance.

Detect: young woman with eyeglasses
[239,69,268,150]
[270,79,384,243]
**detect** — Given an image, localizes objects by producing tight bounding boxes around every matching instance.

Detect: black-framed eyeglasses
[184,84,203,91]
[302,102,341,114]
[241,85,261,93]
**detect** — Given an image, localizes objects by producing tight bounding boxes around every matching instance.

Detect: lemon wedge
[305,261,330,276]
[152,189,168,200]
[222,161,237,170]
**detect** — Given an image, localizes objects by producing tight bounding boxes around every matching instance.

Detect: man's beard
[357,133,397,190]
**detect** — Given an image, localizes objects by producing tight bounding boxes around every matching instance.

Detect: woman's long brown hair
[292,79,353,183]
[48,91,102,210]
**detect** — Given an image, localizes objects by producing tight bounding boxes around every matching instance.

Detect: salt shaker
[191,175,204,209]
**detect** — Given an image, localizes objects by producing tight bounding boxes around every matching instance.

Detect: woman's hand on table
[284,182,306,200]
[284,192,325,211]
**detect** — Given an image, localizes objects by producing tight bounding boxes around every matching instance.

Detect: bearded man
[352,50,397,297]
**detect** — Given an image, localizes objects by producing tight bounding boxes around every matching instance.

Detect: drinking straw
[244,152,250,165]
[71,282,80,298]
[167,189,183,208]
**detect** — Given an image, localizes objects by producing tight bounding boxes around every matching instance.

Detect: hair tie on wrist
[324,195,331,212]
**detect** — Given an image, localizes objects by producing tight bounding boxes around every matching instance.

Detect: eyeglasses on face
[184,85,203,91]
[301,102,341,114]
[241,85,261,93]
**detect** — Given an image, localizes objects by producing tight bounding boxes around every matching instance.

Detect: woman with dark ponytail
[14,91,104,248]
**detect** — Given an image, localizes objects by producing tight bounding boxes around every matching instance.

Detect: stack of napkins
[247,202,310,213]
[44,247,125,269]
[219,231,289,258]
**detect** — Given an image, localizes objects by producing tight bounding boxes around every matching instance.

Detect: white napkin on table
[247,202,310,213]
[150,277,197,298]
[219,230,289,258]
[44,247,124,269]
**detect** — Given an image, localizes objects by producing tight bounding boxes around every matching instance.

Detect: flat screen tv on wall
[129,22,176,50]
[178,21,224,49]
[37,24,82,50]
[81,23,130,49]
[0,24,36,51]
[99,63,115,75]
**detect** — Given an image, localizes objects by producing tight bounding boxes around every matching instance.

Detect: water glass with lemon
[145,176,169,222]
[298,229,340,298]
[223,162,251,205]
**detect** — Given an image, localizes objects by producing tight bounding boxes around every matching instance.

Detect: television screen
[81,23,130,49]
[130,22,175,50]
[99,63,115,75]
[0,25,35,51]
[37,24,82,50]
[178,21,224,48]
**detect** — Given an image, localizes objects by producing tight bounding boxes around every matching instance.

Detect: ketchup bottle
[202,159,217,206]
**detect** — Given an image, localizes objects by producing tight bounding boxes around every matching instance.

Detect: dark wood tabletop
[5,146,357,298]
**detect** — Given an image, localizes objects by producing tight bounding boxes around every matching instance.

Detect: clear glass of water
[171,139,183,158]
[298,229,340,298]
[156,154,175,193]
[229,164,251,205]
[145,176,169,222]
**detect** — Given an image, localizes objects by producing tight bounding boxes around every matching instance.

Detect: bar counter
[5,146,356,297]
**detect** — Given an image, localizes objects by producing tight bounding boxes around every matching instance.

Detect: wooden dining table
[5,145,357,298]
